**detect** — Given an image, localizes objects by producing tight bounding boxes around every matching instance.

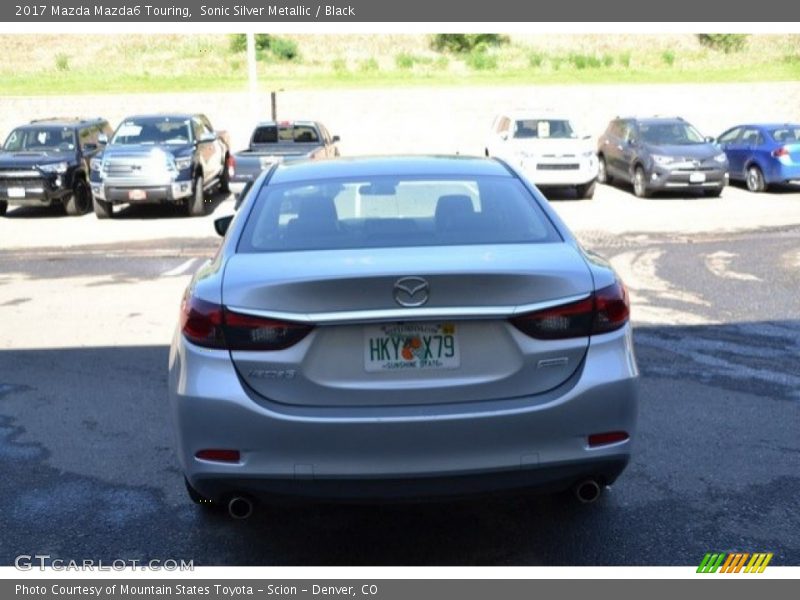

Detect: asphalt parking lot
[0,181,799,566]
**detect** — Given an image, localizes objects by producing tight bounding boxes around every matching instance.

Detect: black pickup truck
[231,120,340,188]
[89,113,233,218]
[0,117,113,216]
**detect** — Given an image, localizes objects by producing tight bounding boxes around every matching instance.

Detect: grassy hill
[1,33,799,95]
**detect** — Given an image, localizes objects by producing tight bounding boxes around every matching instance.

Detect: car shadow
[111,190,231,220]
[2,204,68,218]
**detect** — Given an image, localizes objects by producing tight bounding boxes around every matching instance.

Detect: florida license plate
[7,187,25,198]
[364,323,460,372]
[689,172,706,183]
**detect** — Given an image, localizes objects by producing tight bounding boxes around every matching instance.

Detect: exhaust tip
[573,479,602,504]
[227,496,254,519]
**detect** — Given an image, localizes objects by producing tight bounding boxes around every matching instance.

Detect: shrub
[661,50,676,66]
[569,53,602,69]
[618,51,631,68]
[395,53,415,69]
[359,58,379,72]
[270,37,299,61]
[528,52,545,68]
[229,33,271,53]
[331,58,348,73]
[55,53,69,72]
[430,34,509,54]
[602,54,614,67]
[698,34,748,54]
[465,47,497,71]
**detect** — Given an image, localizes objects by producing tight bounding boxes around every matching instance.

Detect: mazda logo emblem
[393,276,429,307]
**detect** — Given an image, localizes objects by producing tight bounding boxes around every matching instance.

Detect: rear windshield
[252,124,320,144]
[237,175,561,253]
[769,127,800,143]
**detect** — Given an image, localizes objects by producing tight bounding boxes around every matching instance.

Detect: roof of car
[731,122,800,129]
[270,156,512,184]
[25,117,107,127]
[620,116,686,124]
[120,113,200,121]
[503,111,572,121]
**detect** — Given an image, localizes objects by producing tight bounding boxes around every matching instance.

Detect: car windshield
[252,124,320,144]
[3,127,76,152]
[238,175,561,253]
[769,127,800,143]
[514,119,575,139]
[640,122,705,145]
[111,118,191,145]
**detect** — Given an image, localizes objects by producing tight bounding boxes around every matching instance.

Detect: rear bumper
[764,161,800,184]
[169,325,639,502]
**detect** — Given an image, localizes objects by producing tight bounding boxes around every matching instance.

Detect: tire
[0,200,7,217]
[219,156,231,194]
[64,178,92,216]
[746,165,767,193]
[186,174,206,217]
[632,165,650,198]
[704,187,723,198]
[576,181,596,199]
[597,155,612,184]
[92,195,113,219]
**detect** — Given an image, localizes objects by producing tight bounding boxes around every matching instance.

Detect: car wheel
[597,155,612,184]
[633,166,650,198]
[219,156,231,194]
[0,200,7,216]
[186,174,206,217]
[746,165,767,193]
[92,195,113,219]
[576,181,596,199]
[64,178,92,216]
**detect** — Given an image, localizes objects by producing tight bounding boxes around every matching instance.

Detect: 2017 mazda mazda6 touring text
[168,156,638,518]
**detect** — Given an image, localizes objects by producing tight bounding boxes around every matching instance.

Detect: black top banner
[4,0,800,22]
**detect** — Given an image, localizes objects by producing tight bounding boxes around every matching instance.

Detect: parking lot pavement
[0,183,799,565]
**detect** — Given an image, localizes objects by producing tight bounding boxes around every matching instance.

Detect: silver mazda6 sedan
[168,156,638,518]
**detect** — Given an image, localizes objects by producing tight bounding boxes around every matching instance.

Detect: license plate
[364,323,460,372]
[128,189,147,201]
[7,187,25,198]
[689,172,706,183]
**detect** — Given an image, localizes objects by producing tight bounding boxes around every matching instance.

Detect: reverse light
[180,293,313,350]
[510,281,630,340]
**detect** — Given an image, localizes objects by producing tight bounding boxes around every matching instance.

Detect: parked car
[597,116,729,197]
[485,112,598,198]
[231,120,340,189]
[716,123,800,192]
[169,156,638,518]
[89,113,233,218]
[0,117,113,217]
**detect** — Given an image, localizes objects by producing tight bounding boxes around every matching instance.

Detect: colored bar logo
[697,552,773,573]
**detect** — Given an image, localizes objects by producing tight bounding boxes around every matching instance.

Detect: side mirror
[97,134,108,146]
[705,136,716,144]
[500,132,508,141]
[332,135,340,143]
[198,132,217,144]
[214,215,233,237]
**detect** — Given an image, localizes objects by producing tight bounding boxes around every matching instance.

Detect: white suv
[486,112,598,198]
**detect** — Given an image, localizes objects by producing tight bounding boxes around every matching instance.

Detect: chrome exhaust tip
[574,479,602,504]
[227,496,254,519]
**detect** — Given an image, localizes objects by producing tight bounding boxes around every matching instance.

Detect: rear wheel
[219,156,231,194]
[0,200,7,216]
[746,165,767,193]
[597,155,612,184]
[576,181,596,199]
[64,178,92,216]
[632,166,650,198]
[186,174,206,217]
[92,195,113,219]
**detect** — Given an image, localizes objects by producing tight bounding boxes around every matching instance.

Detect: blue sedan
[716,123,800,192]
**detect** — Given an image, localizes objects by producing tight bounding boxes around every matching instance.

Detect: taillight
[772,146,789,158]
[510,281,630,340]
[195,449,240,462]
[226,154,236,177]
[180,293,312,350]
[588,431,629,447]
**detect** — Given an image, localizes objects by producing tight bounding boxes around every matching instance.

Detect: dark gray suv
[597,117,729,197]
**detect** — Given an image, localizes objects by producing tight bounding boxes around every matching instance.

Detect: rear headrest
[435,194,474,220]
